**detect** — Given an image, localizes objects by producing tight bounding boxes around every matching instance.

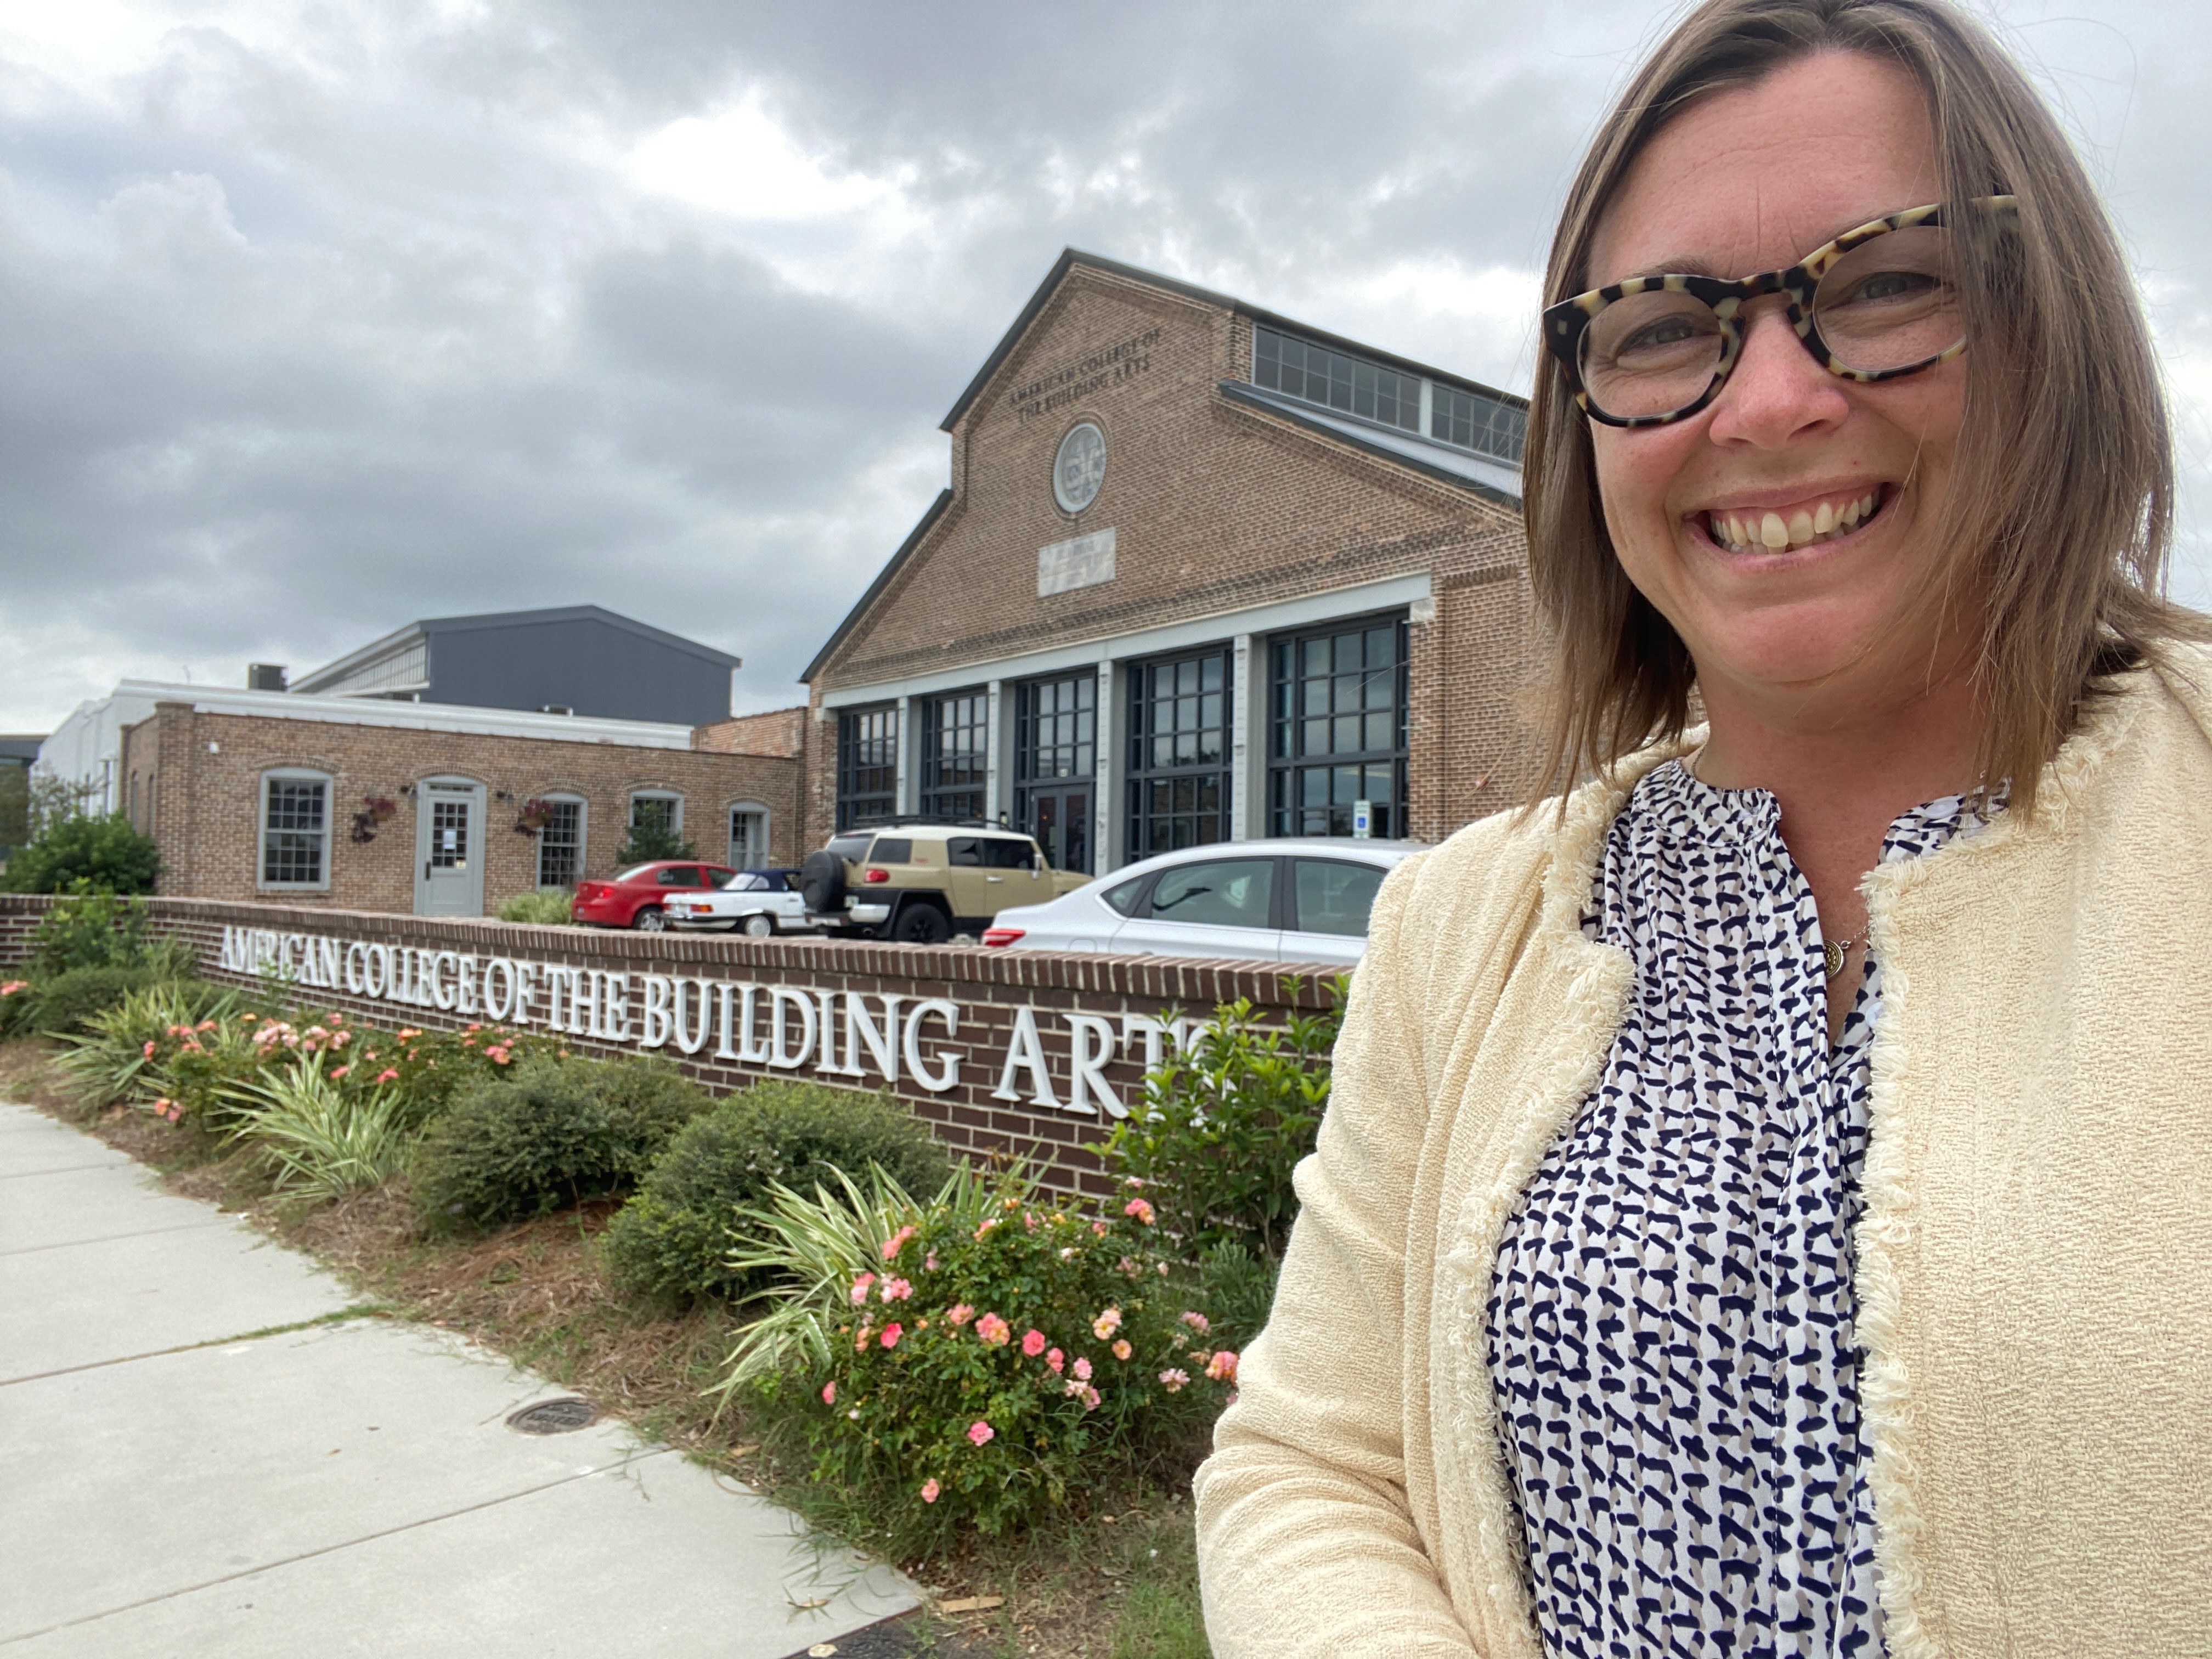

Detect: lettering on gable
[1001,328,1161,421]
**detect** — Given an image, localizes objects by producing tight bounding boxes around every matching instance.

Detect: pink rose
[143,1040,156,1058]
[923,1250,939,1272]
[1124,1198,1155,1226]
[376,1069,398,1084]
[822,1381,837,1404]
[881,1224,917,1260]
[1073,1356,1093,1381]
[1111,1339,1132,1361]
[1092,1307,1122,1340]
[1022,1329,1046,1358]
[976,1313,1011,1347]
[849,1272,876,1306]
[1082,1386,1100,1410]
[921,1478,940,1504]
[879,1277,913,1304]
[1046,1347,1064,1375]
[881,1323,902,1350]
[1207,1350,1239,1383]
[1159,1368,1189,1393]
[967,1420,995,1447]
[1180,1311,1211,1335]
[945,1304,974,1328]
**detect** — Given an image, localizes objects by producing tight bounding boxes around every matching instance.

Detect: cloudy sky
[2,0,2206,733]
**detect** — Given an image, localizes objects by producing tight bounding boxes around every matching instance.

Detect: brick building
[112,688,804,917]
[799,250,1539,871]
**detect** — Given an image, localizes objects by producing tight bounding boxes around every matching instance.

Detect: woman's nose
[1704,299,1850,445]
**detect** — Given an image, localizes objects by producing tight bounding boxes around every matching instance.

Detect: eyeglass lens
[1577,225,1963,421]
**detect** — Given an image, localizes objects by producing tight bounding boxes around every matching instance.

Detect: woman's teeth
[1708,491,1880,552]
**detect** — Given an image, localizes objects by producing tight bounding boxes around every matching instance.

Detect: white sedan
[667,868,817,937]
[980,838,1423,966]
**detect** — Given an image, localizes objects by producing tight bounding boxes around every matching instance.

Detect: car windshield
[613,864,657,884]
[723,873,767,891]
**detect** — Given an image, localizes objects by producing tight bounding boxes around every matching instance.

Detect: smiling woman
[1194,2,2212,1656]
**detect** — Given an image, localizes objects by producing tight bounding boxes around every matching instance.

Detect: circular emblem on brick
[1052,421,1106,514]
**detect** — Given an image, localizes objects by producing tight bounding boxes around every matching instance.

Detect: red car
[572,861,738,931]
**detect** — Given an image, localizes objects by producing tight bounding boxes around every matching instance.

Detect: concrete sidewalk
[0,1102,915,1657]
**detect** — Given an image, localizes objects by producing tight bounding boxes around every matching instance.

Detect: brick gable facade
[802,257,1542,860]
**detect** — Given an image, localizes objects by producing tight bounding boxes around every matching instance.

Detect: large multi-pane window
[535,797,584,888]
[919,690,987,821]
[260,770,331,888]
[1268,614,1409,839]
[836,705,898,831]
[1254,326,1420,432]
[1015,674,1096,874]
[1430,383,1528,464]
[1127,648,1233,857]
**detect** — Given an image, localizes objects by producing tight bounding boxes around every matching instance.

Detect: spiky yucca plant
[716,1159,1019,1391]
[222,1056,417,1203]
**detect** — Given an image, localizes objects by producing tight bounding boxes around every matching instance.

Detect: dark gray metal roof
[0,735,44,764]
[297,603,738,693]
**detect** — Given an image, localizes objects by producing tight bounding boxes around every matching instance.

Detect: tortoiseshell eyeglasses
[1541,196,2017,428]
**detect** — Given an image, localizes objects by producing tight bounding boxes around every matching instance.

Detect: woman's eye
[1833,268,1942,306]
[1616,316,1703,355]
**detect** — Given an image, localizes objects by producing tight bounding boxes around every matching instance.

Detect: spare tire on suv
[799,849,847,915]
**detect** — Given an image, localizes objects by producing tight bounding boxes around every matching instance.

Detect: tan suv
[799,822,1092,944]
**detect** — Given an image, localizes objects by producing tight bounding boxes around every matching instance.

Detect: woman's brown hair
[1525,0,2204,814]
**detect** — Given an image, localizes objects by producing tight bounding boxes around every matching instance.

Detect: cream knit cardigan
[1194,648,2212,1659]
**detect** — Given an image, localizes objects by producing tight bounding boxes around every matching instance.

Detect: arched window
[726,800,770,869]
[259,768,333,888]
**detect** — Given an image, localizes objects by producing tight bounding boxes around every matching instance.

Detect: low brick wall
[0,895,1338,1199]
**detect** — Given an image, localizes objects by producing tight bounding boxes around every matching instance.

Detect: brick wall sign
[0,895,1338,1199]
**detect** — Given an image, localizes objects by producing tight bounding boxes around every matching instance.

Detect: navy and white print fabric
[1487,760,1977,1659]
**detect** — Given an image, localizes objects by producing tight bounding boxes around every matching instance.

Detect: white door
[1111,855,1282,961]
[728,805,768,870]
[415,780,486,916]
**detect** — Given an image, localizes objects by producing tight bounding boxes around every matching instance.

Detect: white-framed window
[727,800,769,869]
[630,791,683,836]
[260,769,332,888]
[535,795,586,888]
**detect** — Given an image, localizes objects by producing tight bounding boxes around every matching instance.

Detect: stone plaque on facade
[1037,527,1116,596]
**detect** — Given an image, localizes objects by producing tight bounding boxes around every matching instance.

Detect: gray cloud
[1,0,2207,734]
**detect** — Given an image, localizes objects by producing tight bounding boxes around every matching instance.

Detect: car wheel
[741,912,775,938]
[633,906,668,932]
[891,901,951,945]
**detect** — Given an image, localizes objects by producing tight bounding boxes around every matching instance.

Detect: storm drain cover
[507,1397,599,1435]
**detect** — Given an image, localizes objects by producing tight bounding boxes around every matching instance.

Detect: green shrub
[413,1053,708,1229]
[16,963,175,1036]
[0,814,160,895]
[603,1081,948,1306]
[498,889,576,925]
[1103,983,1345,1264]
[617,820,694,864]
[722,1166,1235,1549]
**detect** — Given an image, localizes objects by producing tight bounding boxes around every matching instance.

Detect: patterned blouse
[1486,760,1980,1659]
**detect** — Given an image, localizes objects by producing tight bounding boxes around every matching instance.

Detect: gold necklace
[1822,922,1870,980]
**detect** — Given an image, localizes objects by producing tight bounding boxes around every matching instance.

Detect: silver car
[667,868,816,937]
[979,838,1423,965]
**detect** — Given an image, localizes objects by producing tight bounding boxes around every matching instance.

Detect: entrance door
[1023,785,1092,875]
[728,804,768,870]
[414,779,486,916]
